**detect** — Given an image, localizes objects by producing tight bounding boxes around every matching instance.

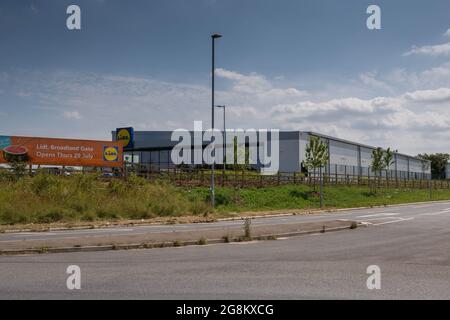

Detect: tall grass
[2,172,450,225]
[0,173,210,225]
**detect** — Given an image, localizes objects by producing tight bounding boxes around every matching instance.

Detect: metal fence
[124,164,444,189]
[0,163,441,189]
[326,164,430,180]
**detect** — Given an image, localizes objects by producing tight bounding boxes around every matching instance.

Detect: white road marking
[418,210,450,216]
[372,217,414,226]
[356,216,400,222]
[357,213,401,218]
[408,204,443,209]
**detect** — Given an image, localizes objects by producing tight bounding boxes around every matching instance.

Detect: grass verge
[1,172,449,226]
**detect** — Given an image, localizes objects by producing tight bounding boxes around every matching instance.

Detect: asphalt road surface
[0,201,449,299]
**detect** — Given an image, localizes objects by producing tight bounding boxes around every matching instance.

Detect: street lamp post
[211,33,222,208]
[215,105,226,177]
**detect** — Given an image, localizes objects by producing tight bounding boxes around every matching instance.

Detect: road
[0,201,449,299]
[1,201,447,243]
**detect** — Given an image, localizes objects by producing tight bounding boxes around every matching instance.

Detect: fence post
[367,168,370,185]
[335,164,338,185]
[429,179,432,200]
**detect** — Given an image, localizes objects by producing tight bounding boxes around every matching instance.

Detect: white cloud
[268,87,450,153]
[381,62,450,92]
[422,61,450,78]
[63,111,82,120]
[403,87,450,103]
[215,68,307,97]
[445,28,450,37]
[403,42,450,56]
[359,71,393,93]
[3,68,450,155]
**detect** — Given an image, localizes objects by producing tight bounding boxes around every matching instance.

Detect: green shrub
[108,178,127,195]
[190,199,210,215]
[0,171,14,183]
[151,202,177,216]
[205,189,231,206]
[74,173,99,192]
[127,173,147,187]
[36,209,66,223]
[10,161,27,178]
[31,174,57,195]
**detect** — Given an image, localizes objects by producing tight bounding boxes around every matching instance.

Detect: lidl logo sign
[103,146,119,162]
[116,127,134,150]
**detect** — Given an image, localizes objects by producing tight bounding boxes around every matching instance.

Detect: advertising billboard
[0,135,123,167]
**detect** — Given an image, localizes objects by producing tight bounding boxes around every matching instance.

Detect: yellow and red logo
[103,146,119,162]
[116,128,131,148]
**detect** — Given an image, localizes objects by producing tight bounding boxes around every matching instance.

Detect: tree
[232,136,250,171]
[371,147,384,176]
[304,136,329,173]
[303,136,329,207]
[383,148,395,180]
[371,147,395,191]
[371,147,385,191]
[9,160,27,179]
[417,153,449,179]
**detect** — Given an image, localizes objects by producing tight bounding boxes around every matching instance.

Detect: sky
[0,0,450,155]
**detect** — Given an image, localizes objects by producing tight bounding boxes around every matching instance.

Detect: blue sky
[1,0,450,155]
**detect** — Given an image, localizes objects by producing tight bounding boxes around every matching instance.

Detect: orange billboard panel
[0,135,123,167]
